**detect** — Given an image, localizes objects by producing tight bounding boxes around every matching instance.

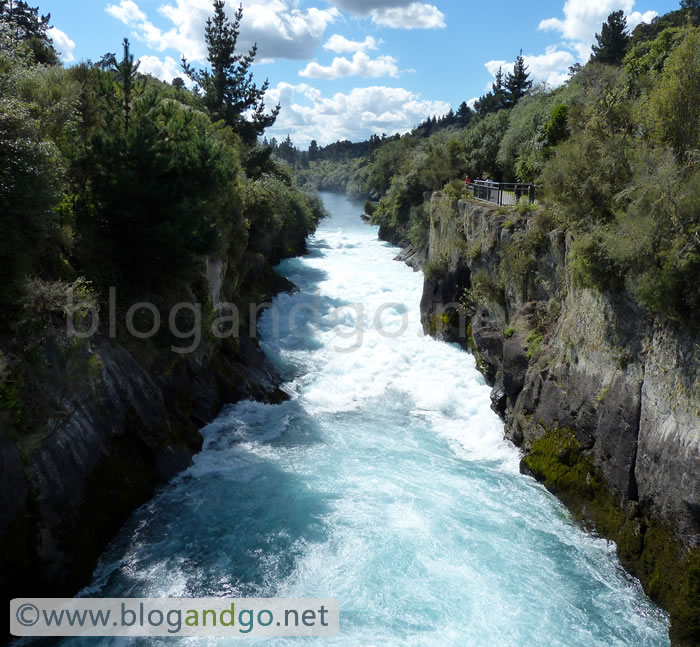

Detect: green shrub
[526,330,543,360]
[543,103,570,147]
[0,96,63,314]
[516,200,537,214]
[471,270,505,305]
[407,205,429,249]
[497,88,563,181]
[464,110,510,178]
[648,27,700,159]
[423,253,449,280]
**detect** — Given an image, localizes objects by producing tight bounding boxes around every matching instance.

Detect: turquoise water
[76,192,669,646]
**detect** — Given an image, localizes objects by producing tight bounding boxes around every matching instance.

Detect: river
[71,192,669,646]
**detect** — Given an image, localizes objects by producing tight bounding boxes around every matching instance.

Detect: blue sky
[41,0,680,147]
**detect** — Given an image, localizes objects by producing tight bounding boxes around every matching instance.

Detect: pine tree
[308,139,319,161]
[505,50,532,108]
[474,66,506,115]
[0,0,56,63]
[97,38,145,132]
[182,1,279,144]
[0,0,49,41]
[278,134,296,165]
[591,10,630,65]
[456,101,473,127]
[108,38,142,133]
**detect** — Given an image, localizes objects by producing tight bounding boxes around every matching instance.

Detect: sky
[39,0,680,147]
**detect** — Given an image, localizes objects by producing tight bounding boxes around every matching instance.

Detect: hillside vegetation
[303,6,700,327]
[0,0,325,438]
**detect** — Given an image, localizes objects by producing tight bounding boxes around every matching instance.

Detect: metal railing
[467,180,539,206]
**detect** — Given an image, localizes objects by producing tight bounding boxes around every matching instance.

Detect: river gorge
[58,192,672,646]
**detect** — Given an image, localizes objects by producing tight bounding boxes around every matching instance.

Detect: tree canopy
[182,1,279,144]
[474,66,506,115]
[475,53,532,116]
[505,50,533,107]
[0,0,325,318]
[681,0,700,24]
[591,10,630,64]
[0,0,56,63]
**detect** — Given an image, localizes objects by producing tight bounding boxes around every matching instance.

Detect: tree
[0,97,62,309]
[308,139,319,161]
[0,0,57,64]
[182,1,279,144]
[543,104,570,147]
[680,0,700,25]
[82,94,239,289]
[591,10,630,65]
[568,62,583,77]
[106,39,143,133]
[463,110,510,178]
[474,66,506,115]
[505,50,532,107]
[649,27,700,159]
[456,101,473,127]
[277,134,296,165]
[0,1,49,41]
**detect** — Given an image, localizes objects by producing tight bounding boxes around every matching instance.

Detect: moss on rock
[524,427,700,645]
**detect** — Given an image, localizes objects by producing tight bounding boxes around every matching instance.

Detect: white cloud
[138,55,182,83]
[264,82,450,146]
[627,10,659,31]
[240,2,340,59]
[370,3,446,29]
[484,60,507,78]
[525,48,577,86]
[326,0,445,29]
[323,34,379,54]
[105,0,147,25]
[104,0,340,63]
[299,51,399,79]
[485,47,576,88]
[539,0,657,60]
[329,0,416,14]
[47,27,75,63]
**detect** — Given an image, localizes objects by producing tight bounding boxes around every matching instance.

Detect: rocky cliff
[0,253,293,618]
[397,193,699,645]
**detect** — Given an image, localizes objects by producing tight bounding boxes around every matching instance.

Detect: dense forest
[298,4,700,328]
[0,0,326,430]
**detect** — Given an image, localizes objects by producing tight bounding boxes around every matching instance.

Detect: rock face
[0,257,289,612]
[394,244,426,272]
[384,192,700,645]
